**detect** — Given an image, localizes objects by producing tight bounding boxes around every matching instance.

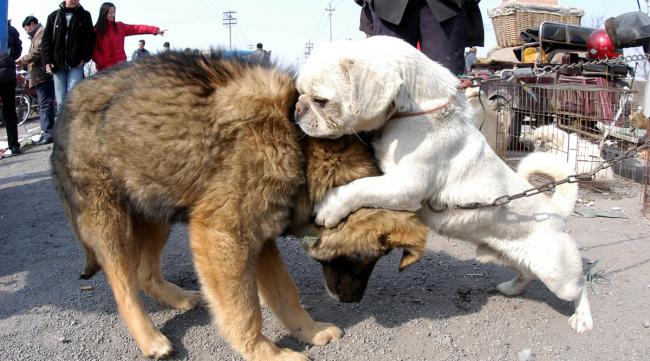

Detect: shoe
[36,137,53,145]
[2,147,21,157]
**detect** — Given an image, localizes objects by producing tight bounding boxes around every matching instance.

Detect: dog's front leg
[256,240,343,345]
[188,219,308,361]
[315,174,425,228]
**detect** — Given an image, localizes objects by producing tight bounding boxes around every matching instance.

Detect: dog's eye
[313,97,328,107]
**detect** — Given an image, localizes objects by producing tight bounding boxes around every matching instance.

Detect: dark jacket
[17,23,51,88]
[41,2,95,71]
[372,0,484,46]
[0,23,22,83]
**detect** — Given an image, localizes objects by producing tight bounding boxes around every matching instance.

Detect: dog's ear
[398,243,425,271]
[384,218,428,271]
[339,57,403,120]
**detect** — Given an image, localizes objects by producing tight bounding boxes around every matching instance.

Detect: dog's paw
[174,290,204,311]
[569,311,593,333]
[140,333,173,359]
[251,345,310,361]
[314,191,350,228]
[295,321,343,346]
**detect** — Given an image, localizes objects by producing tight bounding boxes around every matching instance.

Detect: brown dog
[51,51,427,360]
[292,137,428,302]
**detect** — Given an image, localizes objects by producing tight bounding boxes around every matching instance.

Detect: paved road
[1,139,650,360]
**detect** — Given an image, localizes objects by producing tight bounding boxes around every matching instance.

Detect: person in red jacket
[92,2,165,71]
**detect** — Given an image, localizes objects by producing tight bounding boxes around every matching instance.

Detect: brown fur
[292,137,427,270]
[51,52,427,361]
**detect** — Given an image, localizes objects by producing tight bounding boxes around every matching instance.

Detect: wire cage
[492,79,649,212]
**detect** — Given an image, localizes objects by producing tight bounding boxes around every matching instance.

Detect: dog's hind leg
[134,218,203,311]
[256,239,342,346]
[476,244,533,296]
[189,219,308,361]
[496,271,533,296]
[503,232,593,333]
[58,196,101,279]
[76,205,173,359]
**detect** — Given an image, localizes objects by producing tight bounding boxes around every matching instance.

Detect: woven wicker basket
[488,3,584,48]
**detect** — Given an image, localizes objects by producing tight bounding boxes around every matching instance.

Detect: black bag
[605,11,650,51]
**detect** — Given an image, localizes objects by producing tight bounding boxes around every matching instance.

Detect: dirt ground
[1,119,650,361]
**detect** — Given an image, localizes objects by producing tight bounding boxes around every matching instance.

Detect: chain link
[525,53,650,78]
[426,143,650,213]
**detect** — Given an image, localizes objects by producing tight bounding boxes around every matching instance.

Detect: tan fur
[51,52,427,360]
[292,138,428,270]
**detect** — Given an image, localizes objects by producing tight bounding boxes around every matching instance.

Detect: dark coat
[372,0,484,46]
[0,23,22,83]
[41,2,95,71]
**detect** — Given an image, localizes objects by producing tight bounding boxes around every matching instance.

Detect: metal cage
[491,79,649,216]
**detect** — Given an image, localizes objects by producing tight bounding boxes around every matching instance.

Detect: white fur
[296,36,593,333]
[522,124,614,181]
[465,87,510,155]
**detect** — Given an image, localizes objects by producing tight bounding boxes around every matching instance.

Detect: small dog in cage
[295,36,593,333]
[465,87,510,155]
[523,124,615,180]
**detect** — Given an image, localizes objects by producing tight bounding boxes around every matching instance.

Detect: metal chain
[460,53,650,85]
[530,53,650,78]
[426,142,650,213]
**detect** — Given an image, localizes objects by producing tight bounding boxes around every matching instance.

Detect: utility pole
[223,11,237,50]
[304,41,314,58]
[326,2,335,42]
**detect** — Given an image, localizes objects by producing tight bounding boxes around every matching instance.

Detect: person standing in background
[162,41,170,51]
[0,20,22,156]
[41,0,95,115]
[92,2,165,71]
[362,0,484,76]
[250,43,270,64]
[17,16,57,145]
[131,39,151,61]
[465,46,477,74]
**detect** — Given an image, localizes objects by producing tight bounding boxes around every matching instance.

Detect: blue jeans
[36,81,56,139]
[53,66,84,114]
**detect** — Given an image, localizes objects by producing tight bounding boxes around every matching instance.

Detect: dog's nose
[295,101,305,115]
[294,101,307,121]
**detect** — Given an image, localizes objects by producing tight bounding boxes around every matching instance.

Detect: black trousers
[0,82,19,150]
[371,0,467,75]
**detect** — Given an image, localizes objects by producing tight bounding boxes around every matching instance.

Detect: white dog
[295,36,593,333]
[522,124,614,181]
[465,87,510,155]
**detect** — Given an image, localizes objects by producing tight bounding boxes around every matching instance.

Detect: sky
[8,0,646,67]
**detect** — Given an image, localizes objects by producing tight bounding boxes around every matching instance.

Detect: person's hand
[45,64,53,74]
[158,29,167,36]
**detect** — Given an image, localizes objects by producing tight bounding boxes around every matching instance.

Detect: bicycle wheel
[16,93,31,126]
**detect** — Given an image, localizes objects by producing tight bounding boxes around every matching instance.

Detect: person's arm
[18,27,44,66]
[9,26,22,61]
[122,23,164,37]
[80,11,95,66]
[41,12,55,72]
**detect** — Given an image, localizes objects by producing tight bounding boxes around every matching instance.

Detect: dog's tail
[517,152,578,217]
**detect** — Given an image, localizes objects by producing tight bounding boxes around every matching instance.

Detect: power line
[222,11,237,50]
[325,2,335,42]
[304,41,314,58]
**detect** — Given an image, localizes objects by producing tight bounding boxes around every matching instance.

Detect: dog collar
[392,96,454,119]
